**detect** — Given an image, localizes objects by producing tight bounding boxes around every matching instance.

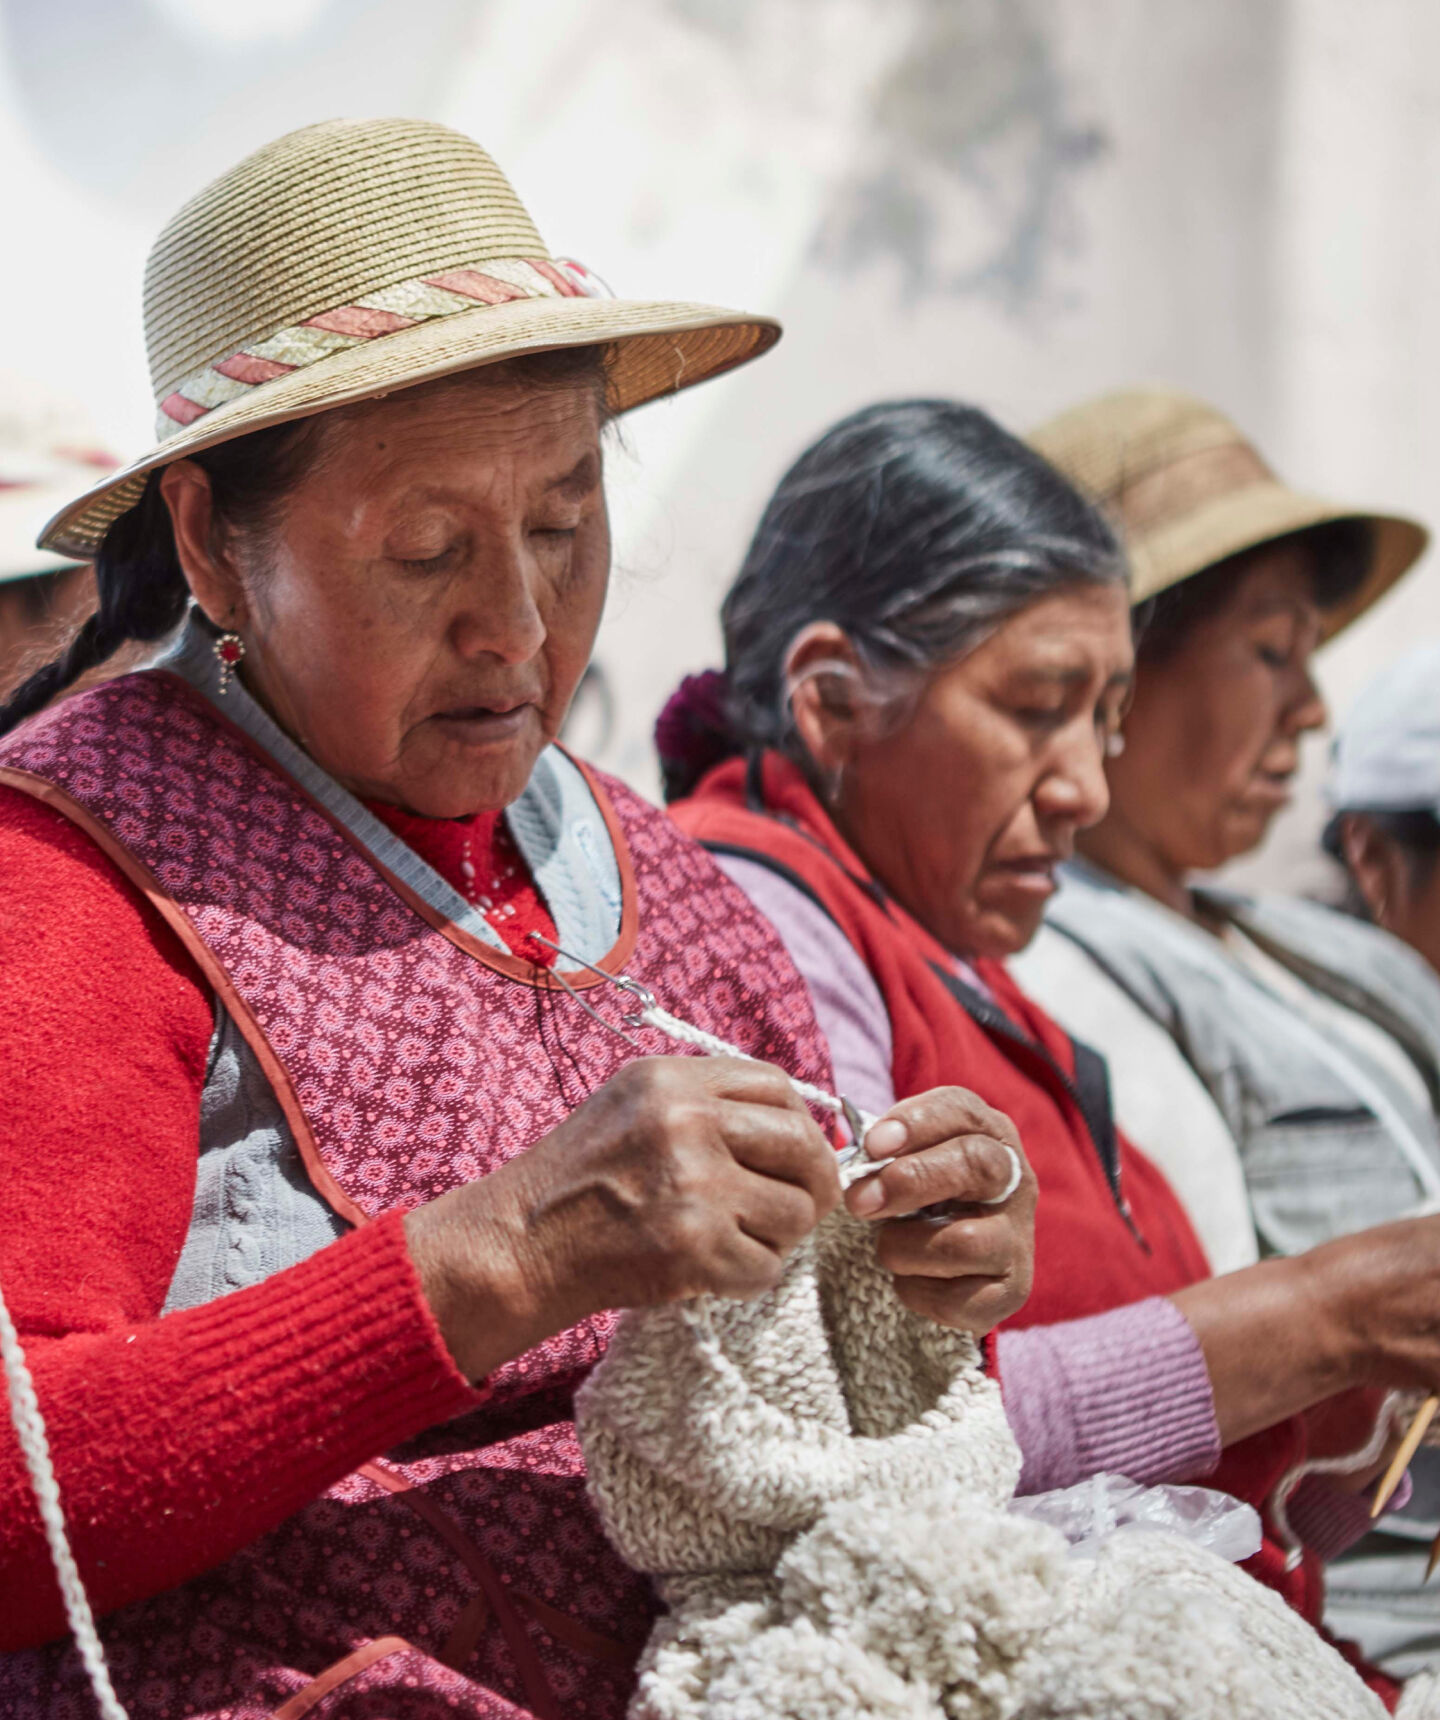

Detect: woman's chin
[374,756,538,820]
[961,905,1049,962]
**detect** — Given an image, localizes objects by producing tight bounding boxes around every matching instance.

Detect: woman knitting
[661,399,1440,1708]
[0,126,1033,1719]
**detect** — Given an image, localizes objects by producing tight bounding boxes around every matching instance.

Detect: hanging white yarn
[0,1271,129,1720]
[633,1002,862,1126]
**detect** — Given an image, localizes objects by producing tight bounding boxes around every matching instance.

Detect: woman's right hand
[1176,1210,1440,1447]
[1308,1213,1440,1396]
[404,1056,842,1379]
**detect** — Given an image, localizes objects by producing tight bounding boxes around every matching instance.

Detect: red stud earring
[214,631,245,695]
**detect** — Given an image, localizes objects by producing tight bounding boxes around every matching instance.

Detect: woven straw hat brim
[1126,478,1427,641]
[40,295,779,561]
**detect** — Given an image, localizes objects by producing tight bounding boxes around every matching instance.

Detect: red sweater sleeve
[0,785,475,1648]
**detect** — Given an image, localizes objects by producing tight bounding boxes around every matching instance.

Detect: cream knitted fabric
[576,1213,1389,1719]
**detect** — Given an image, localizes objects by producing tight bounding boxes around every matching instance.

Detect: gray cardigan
[1042,861,1440,1260]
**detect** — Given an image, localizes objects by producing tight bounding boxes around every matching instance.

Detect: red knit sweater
[0,785,557,1649]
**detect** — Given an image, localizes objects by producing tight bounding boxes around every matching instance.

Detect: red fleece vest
[0,678,833,1720]
[671,752,1327,1629]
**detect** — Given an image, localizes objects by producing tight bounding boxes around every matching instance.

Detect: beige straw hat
[1029,387,1427,640]
[40,118,782,561]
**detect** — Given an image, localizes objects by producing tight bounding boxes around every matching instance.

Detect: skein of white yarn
[0,1272,129,1719]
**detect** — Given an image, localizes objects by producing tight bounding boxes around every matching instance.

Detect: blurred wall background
[2,0,1436,891]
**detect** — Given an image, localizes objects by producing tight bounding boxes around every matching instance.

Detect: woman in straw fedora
[1011,386,1440,1675]
[0,120,1035,1718]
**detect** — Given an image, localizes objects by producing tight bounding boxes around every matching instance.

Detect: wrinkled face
[1101,542,1328,873]
[837,584,1133,959]
[169,370,610,817]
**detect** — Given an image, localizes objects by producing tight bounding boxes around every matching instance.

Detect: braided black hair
[0,345,611,737]
[0,414,323,737]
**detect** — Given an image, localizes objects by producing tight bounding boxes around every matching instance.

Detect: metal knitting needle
[1371,1393,1438,1520]
[527,933,891,1184]
[534,956,644,1050]
[527,934,659,1019]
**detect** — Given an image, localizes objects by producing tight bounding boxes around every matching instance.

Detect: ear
[783,622,870,779]
[160,461,250,632]
[1340,814,1407,925]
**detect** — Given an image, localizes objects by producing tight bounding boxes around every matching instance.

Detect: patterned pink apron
[0,671,832,1720]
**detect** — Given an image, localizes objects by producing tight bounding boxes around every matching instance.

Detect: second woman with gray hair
[660,398,1440,1703]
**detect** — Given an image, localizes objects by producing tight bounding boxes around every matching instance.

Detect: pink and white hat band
[157,256,611,439]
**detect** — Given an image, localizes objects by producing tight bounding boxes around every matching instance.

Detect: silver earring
[213,631,245,694]
[1105,731,1126,759]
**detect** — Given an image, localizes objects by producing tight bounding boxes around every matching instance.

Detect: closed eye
[397,545,462,573]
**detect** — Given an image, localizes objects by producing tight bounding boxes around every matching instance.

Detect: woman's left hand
[845,1086,1036,1336]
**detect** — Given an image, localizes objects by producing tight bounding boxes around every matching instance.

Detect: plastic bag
[1009,1471,1262,1563]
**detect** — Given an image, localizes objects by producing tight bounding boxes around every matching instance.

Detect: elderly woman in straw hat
[0,121,1034,1718]
[1011,387,1440,1674]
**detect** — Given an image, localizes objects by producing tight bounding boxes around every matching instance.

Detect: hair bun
[654,669,739,803]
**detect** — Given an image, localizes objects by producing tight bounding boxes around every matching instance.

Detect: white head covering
[1328,642,1440,817]
[0,376,119,583]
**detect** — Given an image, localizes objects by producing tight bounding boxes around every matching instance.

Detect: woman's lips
[427,704,533,746]
[986,856,1060,898]
[1247,774,1295,809]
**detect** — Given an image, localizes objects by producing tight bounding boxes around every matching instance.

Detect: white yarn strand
[636,1003,857,1120]
[632,1004,889,1187]
[0,1272,129,1720]
[634,1001,1023,1203]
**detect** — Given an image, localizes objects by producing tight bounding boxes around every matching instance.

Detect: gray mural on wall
[816,0,1106,308]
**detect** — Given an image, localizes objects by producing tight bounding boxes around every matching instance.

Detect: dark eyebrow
[545,451,602,501]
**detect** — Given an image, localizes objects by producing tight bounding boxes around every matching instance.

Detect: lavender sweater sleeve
[995,1301,1220,1492]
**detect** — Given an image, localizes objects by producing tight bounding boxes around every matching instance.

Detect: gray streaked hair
[722,399,1126,759]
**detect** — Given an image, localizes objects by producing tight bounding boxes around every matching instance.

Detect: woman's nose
[1286,666,1328,737]
[1037,732,1111,831]
[452,552,546,665]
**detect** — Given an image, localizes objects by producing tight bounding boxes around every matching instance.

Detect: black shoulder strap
[701,841,844,931]
[927,961,1136,1238]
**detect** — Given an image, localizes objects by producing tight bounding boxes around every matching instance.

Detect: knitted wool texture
[577,1213,1412,1720]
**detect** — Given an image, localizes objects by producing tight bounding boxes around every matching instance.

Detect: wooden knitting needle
[1372,1393,1438,1520]
[1427,1524,1440,1583]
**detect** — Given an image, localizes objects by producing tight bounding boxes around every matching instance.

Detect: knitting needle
[1371,1393,1437,1519]
[529,933,893,1185]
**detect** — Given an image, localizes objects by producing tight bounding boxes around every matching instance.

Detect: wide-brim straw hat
[1,375,119,580]
[40,118,782,561]
[1029,387,1427,641]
